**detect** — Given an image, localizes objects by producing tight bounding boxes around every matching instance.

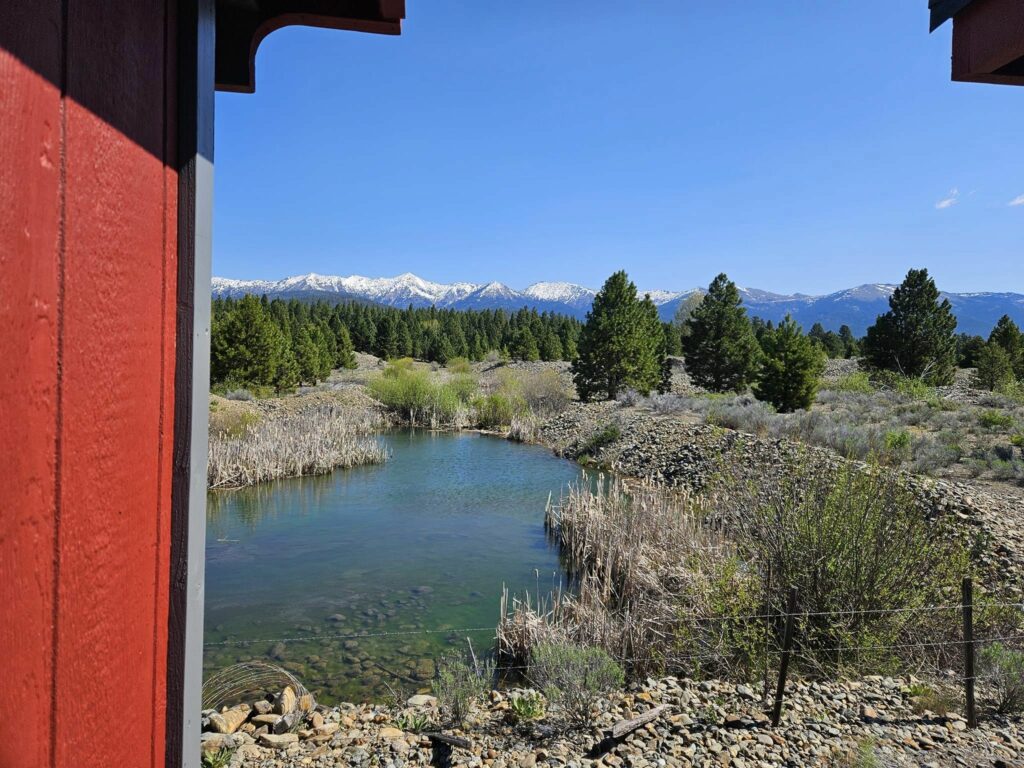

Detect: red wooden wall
[0,2,178,766]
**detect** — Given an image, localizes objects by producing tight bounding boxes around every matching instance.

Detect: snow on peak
[524,281,593,303]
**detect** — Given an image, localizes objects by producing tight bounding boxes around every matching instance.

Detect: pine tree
[838,325,859,358]
[974,342,1014,391]
[956,334,986,368]
[375,315,401,360]
[539,330,563,362]
[862,268,958,385]
[210,294,286,387]
[681,273,761,393]
[335,325,357,369]
[572,271,666,400]
[988,315,1023,378]
[754,315,826,412]
[510,327,541,361]
[294,325,324,385]
[273,345,300,393]
[662,322,682,357]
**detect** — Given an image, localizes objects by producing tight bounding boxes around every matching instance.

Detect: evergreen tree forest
[210,295,582,391]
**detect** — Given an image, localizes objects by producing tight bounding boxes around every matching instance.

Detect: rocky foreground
[204,676,1022,768]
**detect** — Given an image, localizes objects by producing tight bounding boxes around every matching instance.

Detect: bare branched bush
[207,405,387,488]
[497,368,571,418]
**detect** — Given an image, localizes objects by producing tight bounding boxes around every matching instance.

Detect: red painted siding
[0,4,62,768]
[1,2,177,767]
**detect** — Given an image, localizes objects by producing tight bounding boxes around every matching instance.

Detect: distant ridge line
[211,271,1024,336]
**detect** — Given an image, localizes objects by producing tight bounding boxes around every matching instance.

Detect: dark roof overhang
[928,0,1024,86]
[215,0,404,93]
[929,0,977,31]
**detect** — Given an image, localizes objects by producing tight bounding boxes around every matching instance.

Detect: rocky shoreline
[207,676,1023,767]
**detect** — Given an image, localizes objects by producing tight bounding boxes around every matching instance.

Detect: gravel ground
[208,676,1023,768]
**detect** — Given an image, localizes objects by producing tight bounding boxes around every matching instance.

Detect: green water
[203,429,581,703]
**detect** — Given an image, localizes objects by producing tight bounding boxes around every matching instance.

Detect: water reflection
[203,429,584,703]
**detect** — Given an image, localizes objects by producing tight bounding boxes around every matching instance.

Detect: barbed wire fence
[202,578,1024,729]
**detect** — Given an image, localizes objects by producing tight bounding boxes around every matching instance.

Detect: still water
[203,429,581,702]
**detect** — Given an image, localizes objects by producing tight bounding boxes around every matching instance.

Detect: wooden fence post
[962,576,978,729]
[771,586,799,728]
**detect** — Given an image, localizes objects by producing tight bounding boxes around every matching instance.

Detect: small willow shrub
[432,653,493,726]
[529,643,624,724]
[979,643,1024,713]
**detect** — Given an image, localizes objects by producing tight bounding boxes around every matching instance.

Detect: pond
[203,429,582,703]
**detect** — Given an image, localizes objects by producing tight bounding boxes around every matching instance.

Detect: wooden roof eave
[215,0,405,93]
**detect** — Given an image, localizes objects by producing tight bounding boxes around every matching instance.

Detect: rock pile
[201,685,336,757]
[208,677,1022,767]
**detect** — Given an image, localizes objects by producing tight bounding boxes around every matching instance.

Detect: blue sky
[213,1,1022,295]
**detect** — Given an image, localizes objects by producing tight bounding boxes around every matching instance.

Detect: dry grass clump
[208,404,387,488]
[498,478,761,681]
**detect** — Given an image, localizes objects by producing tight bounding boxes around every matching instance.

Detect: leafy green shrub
[979,643,1024,713]
[729,459,971,669]
[369,362,467,426]
[447,373,479,404]
[446,357,473,374]
[979,409,1015,431]
[394,710,431,733]
[474,393,522,428]
[883,429,912,462]
[529,643,624,724]
[578,424,621,458]
[507,690,546,723]
[201,749,234,768]
[895,376,935,401]
[831,371,874,394]
[997,379,1024,404]
[432,653,493,726]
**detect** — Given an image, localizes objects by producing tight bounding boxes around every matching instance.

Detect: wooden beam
[951,0,1024,85]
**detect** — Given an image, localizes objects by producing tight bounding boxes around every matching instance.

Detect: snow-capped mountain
[211,272,1024,336]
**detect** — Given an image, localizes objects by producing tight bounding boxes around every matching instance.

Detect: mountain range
[211,272,1024,336]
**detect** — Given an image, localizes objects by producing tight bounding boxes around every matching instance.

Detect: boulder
[407,694,438,708]
[207,706,249,734]
[250,714,281,727]
[258,732,298,749]
[274,685,297,715]
[252,699,273,715]
[272,712,299,735]
[200,733,237,752]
